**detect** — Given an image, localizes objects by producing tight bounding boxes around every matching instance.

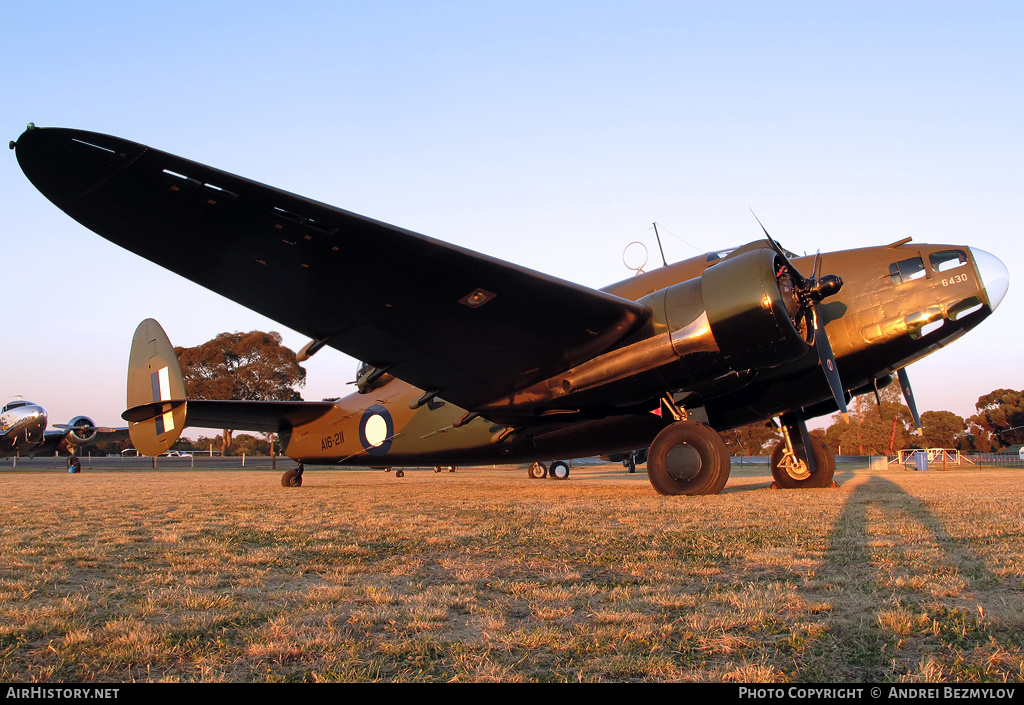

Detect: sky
[2,1,1021,436]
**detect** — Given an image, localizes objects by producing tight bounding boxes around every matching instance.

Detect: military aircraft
[0,398,129,471]
[12,125,1009,493]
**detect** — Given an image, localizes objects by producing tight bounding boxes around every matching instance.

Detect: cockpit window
[889,257,926,284]
[930,249,968,273]
[1,401,28,413]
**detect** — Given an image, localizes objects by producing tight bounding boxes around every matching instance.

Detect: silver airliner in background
[0,399,128,471]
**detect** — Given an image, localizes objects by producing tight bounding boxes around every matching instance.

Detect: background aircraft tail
[124,318,187,455]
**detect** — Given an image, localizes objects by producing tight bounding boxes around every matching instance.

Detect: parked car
[160,450,192,457]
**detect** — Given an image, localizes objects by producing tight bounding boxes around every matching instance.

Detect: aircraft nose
[971,248,1009,311]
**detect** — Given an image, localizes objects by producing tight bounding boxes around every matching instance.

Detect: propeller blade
[897,367,922,433]
[749,209,808,288]
[873,377,886,420]
[810,250,821,280]
[747,214,848,422]
[812,305,848,422]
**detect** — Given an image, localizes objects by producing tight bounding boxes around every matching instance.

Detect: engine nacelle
[653,246,810,370]
[481,245,816,413]
[65,416,97,444]
[355,361,394,394]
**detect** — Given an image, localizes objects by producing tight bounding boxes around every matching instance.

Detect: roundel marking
[359,404,394,456]
[364,414,388,447]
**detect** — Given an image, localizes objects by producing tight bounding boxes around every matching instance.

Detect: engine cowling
[65,416,97,444]
[657,246,810,370]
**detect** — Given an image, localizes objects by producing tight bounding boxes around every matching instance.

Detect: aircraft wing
[26,427,130,456]
[16,126,647,412]
[25,431,70,457]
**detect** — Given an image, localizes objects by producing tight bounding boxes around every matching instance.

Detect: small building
[998,444,1024,460]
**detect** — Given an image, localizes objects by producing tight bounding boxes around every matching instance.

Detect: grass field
[1,462,1022,683]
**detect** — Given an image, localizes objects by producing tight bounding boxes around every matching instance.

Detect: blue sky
[2,1,1021,434]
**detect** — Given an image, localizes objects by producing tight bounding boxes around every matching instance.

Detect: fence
[0,454,300,471]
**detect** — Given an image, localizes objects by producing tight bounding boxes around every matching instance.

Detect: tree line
[723,385,1024,457]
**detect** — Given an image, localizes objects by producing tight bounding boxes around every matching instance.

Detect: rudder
[124,318,187,455]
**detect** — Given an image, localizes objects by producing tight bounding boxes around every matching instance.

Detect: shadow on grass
[815,474,999,681]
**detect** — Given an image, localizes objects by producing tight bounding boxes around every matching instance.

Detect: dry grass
[1,462,1022,682]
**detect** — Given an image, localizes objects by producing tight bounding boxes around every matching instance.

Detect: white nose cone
[971,248,1009,311]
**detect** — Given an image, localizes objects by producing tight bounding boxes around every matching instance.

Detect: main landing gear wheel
[395,469,405,478]
[549,460,570,479]
[528,461,547,479]
[548,463,573,479]
[282,464,303,487]
[646,421,731,496]
[770,437,835,489]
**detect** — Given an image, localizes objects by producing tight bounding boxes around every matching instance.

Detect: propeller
[897,367,923,433]
[750,210,848,420]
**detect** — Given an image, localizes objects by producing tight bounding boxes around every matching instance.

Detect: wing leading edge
[16,126,648,412]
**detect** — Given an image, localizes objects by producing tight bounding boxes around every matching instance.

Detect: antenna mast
[652,223,668,267]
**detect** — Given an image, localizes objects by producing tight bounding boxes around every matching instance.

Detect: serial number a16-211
[322,432,344,450]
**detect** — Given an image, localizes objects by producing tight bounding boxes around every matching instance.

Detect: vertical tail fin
[124,318,187,455]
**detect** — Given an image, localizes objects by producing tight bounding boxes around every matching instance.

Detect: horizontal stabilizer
[126,318,187,455]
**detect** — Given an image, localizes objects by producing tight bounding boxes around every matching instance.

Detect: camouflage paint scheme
[14,125,1007,493]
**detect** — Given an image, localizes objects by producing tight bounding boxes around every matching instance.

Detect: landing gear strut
[646,421,730,496]
[770,412,836,488]
[282,463,303,487]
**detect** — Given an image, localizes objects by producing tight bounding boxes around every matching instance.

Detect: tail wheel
[770,437,835,488]
[646,421,731,496]
[549,460,570,480]
[528,461,547,479]
[281,468,302,487]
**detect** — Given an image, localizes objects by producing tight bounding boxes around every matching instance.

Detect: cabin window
[930,249,968,273]
[889,257,926,284]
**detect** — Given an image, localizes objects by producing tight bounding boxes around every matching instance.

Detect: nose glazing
[970,248,1009,311]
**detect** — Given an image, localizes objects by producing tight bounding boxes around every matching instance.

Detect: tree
[228,433,270,456]
[720,421,782,455]
[824,383,915,456]
[919,410,967,450]
[966,389,1024,451]
[176,331,306,450]
[194,435,225,455]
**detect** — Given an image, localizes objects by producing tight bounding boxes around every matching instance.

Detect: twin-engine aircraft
[0,398,128,471]
[12,125,1009,494]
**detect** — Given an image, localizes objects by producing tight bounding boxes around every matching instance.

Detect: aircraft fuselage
[279,239,1006,468]
[0,401,47,456]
